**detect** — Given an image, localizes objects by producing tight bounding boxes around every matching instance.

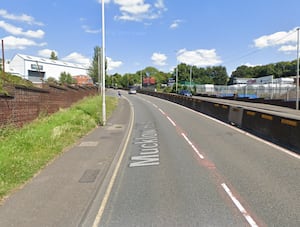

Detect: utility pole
[296,27,300,110]
[189,66,192,91]
[140,70,143,89]
[101,0,106,125]
[1,40,5,78]
[176,66,178,93]
[98,47,102,96]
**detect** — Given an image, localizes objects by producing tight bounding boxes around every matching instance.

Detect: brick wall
[0,84,98,127]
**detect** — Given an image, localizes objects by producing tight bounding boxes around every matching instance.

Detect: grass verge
[0,95,118,200]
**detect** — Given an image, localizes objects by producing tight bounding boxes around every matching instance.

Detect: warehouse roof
[16,54,88,69]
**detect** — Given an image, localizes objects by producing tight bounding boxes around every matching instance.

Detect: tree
[229,59,299,82]
[210,66,228,85]
[50,51,58,60]
[88,46,107,83]
[59,72,74,85]
[46,77,58,84]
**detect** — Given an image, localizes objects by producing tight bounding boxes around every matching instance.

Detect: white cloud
[0,9,43,26]
[254,28,297,49]
[154,0,165,10]
[0,20,44,38]
[242,63,262,67]
[38,49,58,58]
[107,57,123,71]
[278,45,297,53]
[98,0,112,3]
[62,52,91,67]
[113,0,167,21]
[151,52,167,66]
[170,19,181,29]
[177,49,222,67]
[2,36,46,50]
[80,17,100,34]
[120,3,150,15]
[81,25,100,34]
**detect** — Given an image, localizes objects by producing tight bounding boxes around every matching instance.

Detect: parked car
[179,90,192,97]
[128,88,137,94]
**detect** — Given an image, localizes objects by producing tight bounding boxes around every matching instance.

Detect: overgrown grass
[0,95,118,200]
[0,73,34,94]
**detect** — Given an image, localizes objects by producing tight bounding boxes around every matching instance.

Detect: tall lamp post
[1,40,5,78]
[176,65,178,93]
[101,0,106,125]
[140,70,143,89]
[189,66,192,91]
[296,27,300,110]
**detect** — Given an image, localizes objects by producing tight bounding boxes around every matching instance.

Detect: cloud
[254,28,297,49]
[151,52,167,66]
[80,17,100,34]
[177,49,222,67]
[170,19,182,29]
[242,63,262,67]
[2,36,46,50]
[81,25,101,34]
[0,9,43,26]
[62,52,91,67]
[0,20,45,38]
[154,0,165,9]
[98,0,112,3]
[112,0,167,22]
[278,45,297,53]
[106,57,123,71]
[38,49,58,58]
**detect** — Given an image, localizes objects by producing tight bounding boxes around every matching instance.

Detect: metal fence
[195,84,297,100]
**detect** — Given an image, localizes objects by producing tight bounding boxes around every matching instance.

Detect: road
[93,92,300,227]
[0,91,299,227]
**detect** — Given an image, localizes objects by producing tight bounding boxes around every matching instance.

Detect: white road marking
[166,116,176,126]
[181,132,204,159]
[221,183,258,227]
[169,99,300,160]
[92,98,135,227]
[158,108,166,115]
[139,95,263,226]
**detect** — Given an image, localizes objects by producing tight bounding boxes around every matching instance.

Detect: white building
[6,54,89,83]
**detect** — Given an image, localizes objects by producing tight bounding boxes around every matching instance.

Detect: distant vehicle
[179,90,192,97]
[128,88,137,94]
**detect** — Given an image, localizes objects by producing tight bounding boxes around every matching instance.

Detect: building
[6,54,89,83]
[72,75,94,86]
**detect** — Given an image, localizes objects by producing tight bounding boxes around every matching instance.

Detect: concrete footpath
[0,97,133,227]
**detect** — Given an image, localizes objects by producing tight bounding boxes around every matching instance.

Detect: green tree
[111,73,122,88]
[50,51,58,60]
[59,72,74,85]
[209,66,228,85]
[46,77,58,84]
[88,46,108,83]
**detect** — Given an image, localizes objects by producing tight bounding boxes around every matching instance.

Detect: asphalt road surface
[94,92,300,227]
[0,91,299,227]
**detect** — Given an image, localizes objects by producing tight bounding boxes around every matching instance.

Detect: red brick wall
[0,85,97,127]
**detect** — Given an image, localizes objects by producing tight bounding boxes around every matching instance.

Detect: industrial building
[6,54,89,83]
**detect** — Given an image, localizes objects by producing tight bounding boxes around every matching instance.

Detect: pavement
[0,96,133,227]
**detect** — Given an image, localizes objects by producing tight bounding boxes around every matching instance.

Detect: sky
[1,0,300,76]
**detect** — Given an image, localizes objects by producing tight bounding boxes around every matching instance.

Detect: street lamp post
[296,27,300,110]
[1,40,5,78]
[189,66,192,91]
[101,0,106,125]
[98,48,101,96]
[140,70,143,89]
[176,65,178,93]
